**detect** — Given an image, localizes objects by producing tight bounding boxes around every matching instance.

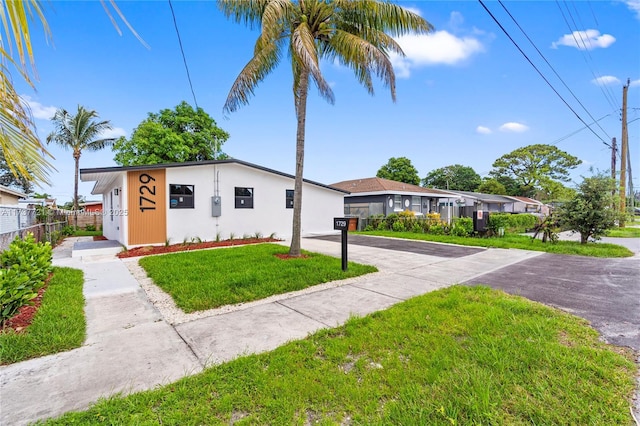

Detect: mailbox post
[333,217,358,271]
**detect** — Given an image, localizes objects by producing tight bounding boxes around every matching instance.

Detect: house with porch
[80,159,347,248]
[330,177,461,223]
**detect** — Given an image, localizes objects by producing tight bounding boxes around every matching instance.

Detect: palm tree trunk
[73,151,80,229]
[289,69,310,256]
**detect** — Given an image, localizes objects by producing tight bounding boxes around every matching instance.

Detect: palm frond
[218,0,273,29]
[291,22,334,105]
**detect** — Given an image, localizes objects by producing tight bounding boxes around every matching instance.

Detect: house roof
[330,177,457,197]
[79,201,103,206]
[505,196,543,205]
[80,159,350,195]
[0,184,28,199]
[446,190,515,204]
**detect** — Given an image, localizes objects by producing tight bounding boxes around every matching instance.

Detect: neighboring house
[79,201,103,212]
[80,159,347,248]
[18,197,57,209]
[443,190,516,216]
[0,185,27,206]
[330,177,461,221]
[503,196,546,215]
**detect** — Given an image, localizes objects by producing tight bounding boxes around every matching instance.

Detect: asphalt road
[311,234,484,258]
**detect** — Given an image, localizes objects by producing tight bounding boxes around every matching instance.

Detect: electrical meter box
[211,196,222,217]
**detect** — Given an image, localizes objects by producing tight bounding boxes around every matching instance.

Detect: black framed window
[170,184,194,208]
[286,189,294,208]
[235,187,253,208]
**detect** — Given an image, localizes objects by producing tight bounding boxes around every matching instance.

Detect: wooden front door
[127,169,166,245]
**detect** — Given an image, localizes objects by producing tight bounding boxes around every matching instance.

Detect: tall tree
[0,150,33,193]
[490,144,581,194]
[377,157,421,185]
[47,106,114,227]
[422,164,481,191]
[558,173,619,244]
[113,101,229,166]
[220,0,432,256]
[1,0,53,186]
[477,178,507,195]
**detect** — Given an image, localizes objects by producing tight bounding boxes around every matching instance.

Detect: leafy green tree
[47,106,114,227]
[220,0,432,256]
[113,101,229,166]
[422,164,481,191]
[490,144,581,194]
[0,150,33,193]
[377,157,421,186]
[477,178,507,195]
[558,173,619,244]
[538,180,576,202]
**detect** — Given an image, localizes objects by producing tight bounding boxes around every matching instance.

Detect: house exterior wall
[0,192,22,205]
[100,174,125,243]
[164,163,343,244]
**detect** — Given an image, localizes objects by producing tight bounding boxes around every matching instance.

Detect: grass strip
[606,227,640,238]
[72,230,102,237]
[139,243,378,313]
[43,286,637,425]
[1,267,85,365]
[355,231,634,257]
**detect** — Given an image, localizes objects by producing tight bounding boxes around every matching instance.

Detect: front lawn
[139,243,378,312]
[44,286,637,425]
[355,231,634,257]
[0,267,85,364]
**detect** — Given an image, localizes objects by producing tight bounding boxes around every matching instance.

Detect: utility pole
[611,137,617,198]
[619,79,629,227]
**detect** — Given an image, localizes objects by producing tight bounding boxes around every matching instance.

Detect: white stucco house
[80,159,348,248]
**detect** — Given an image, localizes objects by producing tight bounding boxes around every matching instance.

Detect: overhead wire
[168,0,199,109]
[558,1,619,111]
[478,0,612,148]
[498,0,613,142]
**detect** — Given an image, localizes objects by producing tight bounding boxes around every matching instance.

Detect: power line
[498,1,613,142]
[557,1,619,111]
[550,113,612,146]
[168,0,199,109]
[478,0,611,148]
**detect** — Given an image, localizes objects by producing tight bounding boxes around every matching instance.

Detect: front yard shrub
[488,213,511,234]
[84,224,96,232]
[392,220,406,232]
[451,217,473,237]
[0,233,53,326]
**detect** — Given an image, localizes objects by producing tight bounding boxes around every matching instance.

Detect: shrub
[488,213,511,234]
[429,223,445,235]
[451,217,473,237]
[411,223,422,233]
[84,224,96,232]
[385,213,399,229]
[392,220,406,232]
[0,233,53,325]
[61,226,75,236]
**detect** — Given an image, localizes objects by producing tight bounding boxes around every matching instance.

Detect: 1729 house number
[138,173,156,212]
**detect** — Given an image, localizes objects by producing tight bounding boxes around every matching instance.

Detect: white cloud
[625,0,640,19]
[499,122,529,133]
[476,126,492,134]
[591,75,621,85]
[448,11,464,29]
[551,30,615,50]
[21,95,56,120]
[402,6,422,16]
[391,31,484,78]
[630,79,640,87]
[101,127,127,139]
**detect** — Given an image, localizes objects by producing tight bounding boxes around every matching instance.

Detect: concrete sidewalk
[1,237,542,425]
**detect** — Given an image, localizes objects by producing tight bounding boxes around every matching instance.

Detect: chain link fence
[0,206,68,251]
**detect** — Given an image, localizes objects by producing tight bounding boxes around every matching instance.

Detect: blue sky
[14,0,640,202]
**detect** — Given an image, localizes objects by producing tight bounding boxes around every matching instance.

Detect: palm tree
[47,106,115,228]
[219,0,433,256]
[1,0,144,188]
[1,0,53,186]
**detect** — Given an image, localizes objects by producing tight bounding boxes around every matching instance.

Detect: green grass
[72,230,102,237]
[606,227,640,238]
[43,286,637,425]
[139,243,378,313]
[355,230,634,257]
[0,267,85,364]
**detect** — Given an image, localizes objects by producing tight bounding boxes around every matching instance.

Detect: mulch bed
[117,237,282,258]
[93,235,108,241]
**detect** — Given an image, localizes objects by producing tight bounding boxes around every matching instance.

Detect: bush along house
[80,159,348,248]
